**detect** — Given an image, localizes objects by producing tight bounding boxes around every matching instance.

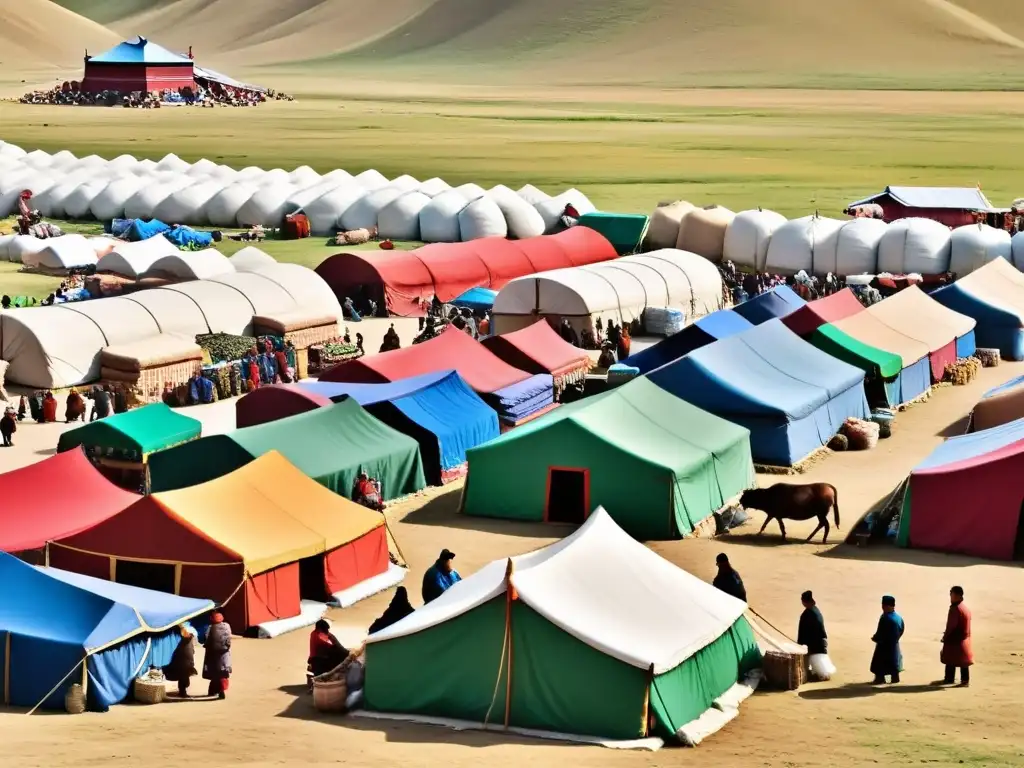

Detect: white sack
[419,190,468,243]
[378,191,432,241]
[877,218,952,275]
[340,186,404,231]
[304,186,365,235]
[206,183,259,228]
[834,218,887,276]
[459,196,508,241]
[949,223,1012,277]
[723,209,786,271]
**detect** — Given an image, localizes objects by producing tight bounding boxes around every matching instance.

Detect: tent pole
[174,564,182,595]
[503,560,516,729]
[641,664,654,737]
[4,632,10,705]
[44,542,49,568]
[108,557,116,582]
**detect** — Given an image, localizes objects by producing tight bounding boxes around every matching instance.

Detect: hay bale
[841,417,880,450]
[827,433,849,451]
[974,348,1001,368]
[943,357,981,386]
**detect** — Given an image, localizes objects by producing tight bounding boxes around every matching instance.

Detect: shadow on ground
[398,486,568,540]
[799,682,945,700]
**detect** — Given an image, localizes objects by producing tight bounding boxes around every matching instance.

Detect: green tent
[365,509,762,744]
[56,403,201,458]
[577,212,650,255]
[147,398,426,498]
[461,377,754,540]
[807,324,902,380]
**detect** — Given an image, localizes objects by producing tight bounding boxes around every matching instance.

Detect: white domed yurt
[0,233,17,261]
[488,185,546,239]
[644,201,695,251]
[23,149,54,169]
[949,224,1012,277]
[124,183,175,221]
[236,184,298,228]
[133,158,158,174]
[722,208,786,271]
[62,180,109,220]
[354,169,389,190]
[284,181,338,212]
[877,218,952,275]
[88,236,118,258]
[454,182,486,202]
[304,185,365,236]
[388,174,421,193]
[321,169,354,185]
[459,196,508,241]
[676,205,735,262]
[155,153,190,173]
[763,214,843,275]
[420,189,468,243]
[516,184,550,205]
[229,246,277,273]
[48,150,79,169]
[378,191,432,241]
[0,143,26,159]
[24,234,98,271]
[32,179,81,219]
[418,177,451,197]
[256,168,291,188]
[0,170,45,215]
[106,154,138,173]
[154,180,224,225]
[340,186,404,231]
[206,183,259,228]
[535,189,596,233]
[1011,232,1024,271]
[833,218,887,276]
[287,165,321,187]
[186,158,219,177]
[234,165,265,181]
[89,175,146,221]
[8,235,48,264]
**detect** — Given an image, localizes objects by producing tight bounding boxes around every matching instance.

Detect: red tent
[235,384,331,429]
[0,450,138,557]
[319,326,530,393]
[482,320,591,390]
[782,288,866,337]
[314,228,618,317]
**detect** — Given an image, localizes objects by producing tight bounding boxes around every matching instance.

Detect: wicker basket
[762,650,807,691]
[312,678,348,713]
[64,683,86,714]
[134,677,167,705]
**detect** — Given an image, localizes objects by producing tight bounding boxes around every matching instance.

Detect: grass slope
[1,0,118,72]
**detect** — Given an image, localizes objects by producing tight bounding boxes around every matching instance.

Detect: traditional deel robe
[421,563,462,604]
[941,602,973,668]
[798,606,828,656]
[871,610,905,676]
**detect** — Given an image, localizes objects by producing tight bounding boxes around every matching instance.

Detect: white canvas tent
[877,218,952,275]
[723,209,787,272]
[949,224,1012,277]
[96,237,182,278]
[764,215,843,275]
[228,246,277,273]
[146,250,235,280]
[24,234,98,271]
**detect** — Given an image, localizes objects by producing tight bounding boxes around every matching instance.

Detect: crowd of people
[719,260,845,306]
[0,385,127,446]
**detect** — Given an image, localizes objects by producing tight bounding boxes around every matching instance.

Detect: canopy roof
[866,285,976,353]
[829,309,930,368]
[0,450,138,553]
[481,321,591,378]
[931,258,1024,360]
[624,309,752,374]
[732,285,806,325]
[0,553,212,653]
[491,249,723,321]
[315,228,617,316]
[368,508,747,674]
[808,323,903,379]
[299,370,456,404]
[147,397,425,497]
[782,288,866,337]
[56,403,201,457]
[452,286,497,311]
[319,326,530,393]
[88,37,192,65]
[59,452,387,577]
[972,375,1024,432]
[849,186,993,211]
[915,418,1024,473]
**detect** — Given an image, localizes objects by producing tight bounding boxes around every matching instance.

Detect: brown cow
[740,483,840,543]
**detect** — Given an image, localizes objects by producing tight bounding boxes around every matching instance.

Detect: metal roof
[848,186,993,211]
[89,36,192,65]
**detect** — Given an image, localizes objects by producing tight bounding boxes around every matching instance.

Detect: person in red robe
[940,585,972,686]
[41,391,58,423]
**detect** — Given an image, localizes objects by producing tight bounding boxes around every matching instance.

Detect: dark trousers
[208,677,229,697]
[945,664,970,684]
[177,680,189,696]
[1,434,11,446]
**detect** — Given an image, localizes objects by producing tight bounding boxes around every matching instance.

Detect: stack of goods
[944,357,981,386]
[133,669,168,705]
[644,307,686,336]
[841,417,881,451]
[100,335,204,403]
[869,409,895,439]
[308,340,361,373]
[283,213,311,239]
[312,650,365,713]
[196,333,256,363]
[974,348,1001,368]
[607,363,640,386]
[253,313,339,350]
[85,274,174,297]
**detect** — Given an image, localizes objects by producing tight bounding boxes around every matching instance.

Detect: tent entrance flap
[299,555,329,603]
[114,559,176,595]
[545,468,590,525]
[1015,501,1024,561]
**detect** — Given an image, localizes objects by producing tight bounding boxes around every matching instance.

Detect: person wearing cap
[870,595,905,684]
[798,591,828,656]
[940,585,972,687]
[712,553,746,602]
[422,549,461,604]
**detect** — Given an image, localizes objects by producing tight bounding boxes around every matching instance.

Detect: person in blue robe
[871,595,905,684]
[421,549,461,604]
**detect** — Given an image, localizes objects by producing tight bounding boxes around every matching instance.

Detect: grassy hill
[47,0,1024,88]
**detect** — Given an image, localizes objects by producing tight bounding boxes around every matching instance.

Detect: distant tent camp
[480,321,592,392]
[649,319,869,466]
[237,371,499,485]
[0,553,212,711]
[49,453,399,631]
[931,258,1024,361]
[364,509,762,745]
[147,398,425,497]
[732,285,806,326]
[970,375,1024,432]
[461,378,755,540]
[897,418,1024,560]
[0,450,138,559]
[624,310,752,374]
[82,37,195,94]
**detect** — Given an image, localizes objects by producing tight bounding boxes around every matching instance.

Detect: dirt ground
[2,360,1023,766]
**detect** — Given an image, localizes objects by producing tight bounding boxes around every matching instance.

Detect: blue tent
[733,285,807,325]
[89,37,190,65]
[931,264,1024,361]
[0,553,212,711]
[300,371,499,483]
[452,287,497,312]
[648,319,870,465]
[624,310,753,374]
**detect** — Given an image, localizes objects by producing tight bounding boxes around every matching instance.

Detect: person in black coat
[163,625,197,698]
[797,590,828,655]
[712,553,747,602]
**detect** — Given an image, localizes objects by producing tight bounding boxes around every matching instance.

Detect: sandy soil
[2,359,1023,766]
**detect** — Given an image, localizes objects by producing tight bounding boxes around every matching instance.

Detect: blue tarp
[984,374,1024,400]
[300,371,499,480]
[915,417,1024,471]
[932,281,1020,360]
[624,310,753,374]
[0,553,212,711]
[164,226,214,249]
[892,356,932,406]
[490,374,555,424]
[733,285,807,326]
[453,287,497,312]
[648,319,869,465]
[127,218,171,242]
[956,329,977,359]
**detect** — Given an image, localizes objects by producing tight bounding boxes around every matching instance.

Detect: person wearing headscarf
[940,585,972,687]
[242,347,261,391]
[870,595,905,684]
[1,407,16,447]
[597,342,617,370]
[42,391,58,423]
[65,388,86,423]
[798,590,828,656]
[203,612,232,699]
[616,324,631,361]
[422,549,461,604]
[164,624,198,698]
[308,618,348,677]
[369,587,415,635]
[712,553,746,602]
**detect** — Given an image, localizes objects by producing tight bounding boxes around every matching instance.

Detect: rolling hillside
[44,0,1024,87]
[1,0,118,73]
